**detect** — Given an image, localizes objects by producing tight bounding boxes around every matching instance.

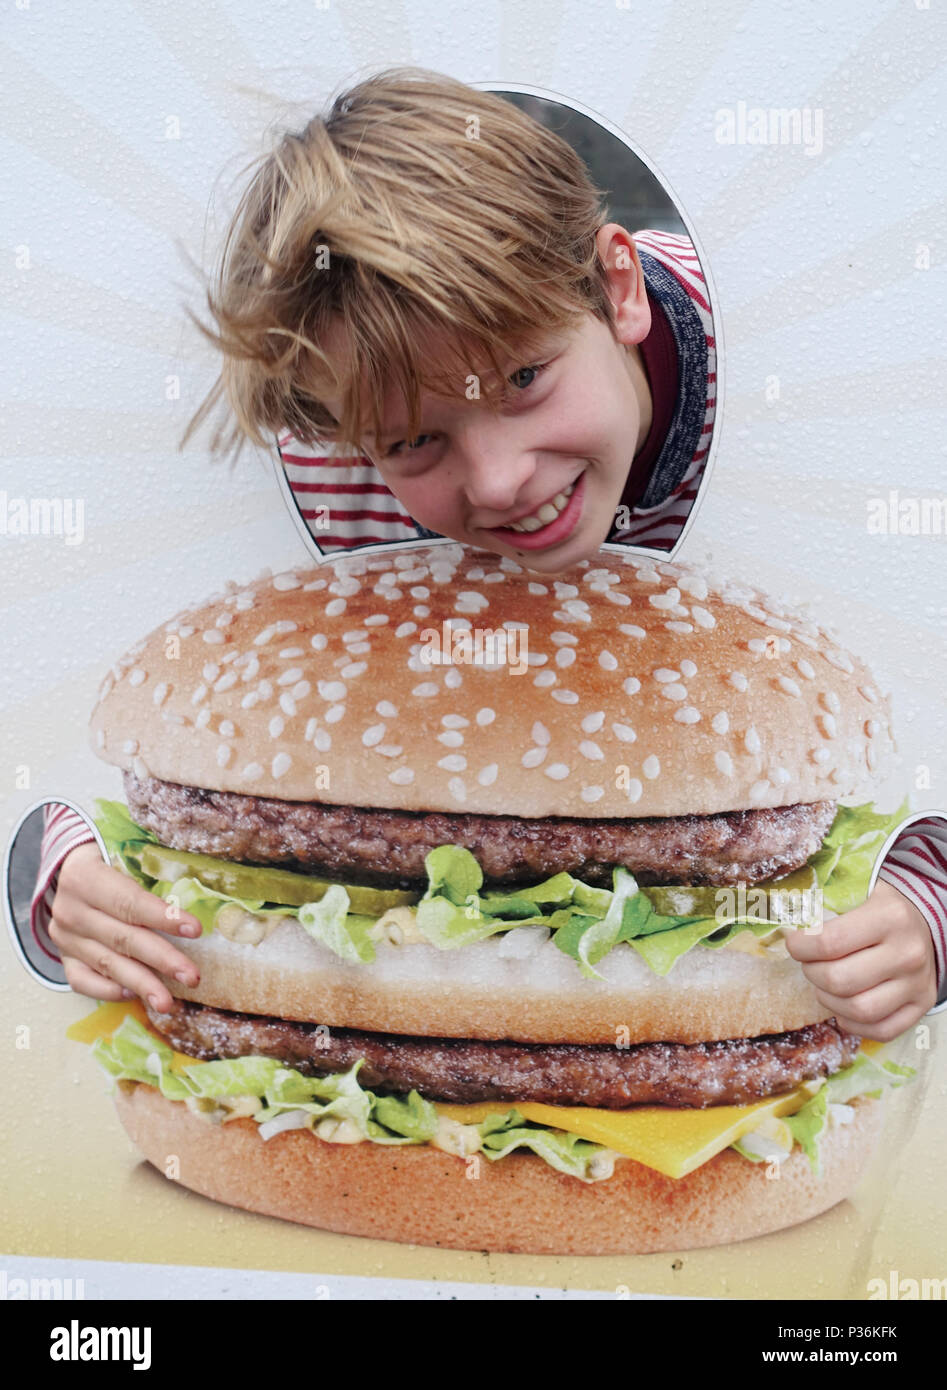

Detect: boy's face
[323,225,653,576]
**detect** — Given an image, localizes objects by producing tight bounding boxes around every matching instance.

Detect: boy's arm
[31,802,97,964]
[876,818,947,1011]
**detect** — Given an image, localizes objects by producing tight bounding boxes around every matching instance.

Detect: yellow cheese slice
[66,1000,201,1074]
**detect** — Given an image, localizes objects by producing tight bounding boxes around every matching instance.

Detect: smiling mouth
[490,478,579,534]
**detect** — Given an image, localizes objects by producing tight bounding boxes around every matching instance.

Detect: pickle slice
[641,864,819,922]
[137,843,419,915]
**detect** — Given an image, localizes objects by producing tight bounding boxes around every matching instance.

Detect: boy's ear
[596,224,651,346]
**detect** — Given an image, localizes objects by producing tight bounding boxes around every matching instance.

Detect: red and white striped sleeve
[30,802,97,965]
[876,818,947,1008]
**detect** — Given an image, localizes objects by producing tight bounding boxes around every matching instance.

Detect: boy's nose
[457,434,538,517]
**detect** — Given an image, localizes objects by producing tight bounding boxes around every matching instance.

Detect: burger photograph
[63,546,920,1257]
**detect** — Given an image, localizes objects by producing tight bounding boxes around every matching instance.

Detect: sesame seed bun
[89,546,893,819]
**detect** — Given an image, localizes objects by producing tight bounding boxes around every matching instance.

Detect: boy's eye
[383,361,550,458]
[384,434,433,459]
[507,361,549,392]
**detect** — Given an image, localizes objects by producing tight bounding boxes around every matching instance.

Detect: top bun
[89,546,894,820]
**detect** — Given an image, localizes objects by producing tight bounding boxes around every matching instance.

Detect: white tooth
[552,493,567,507]
[519,515,545,532]
[536,503,559,524]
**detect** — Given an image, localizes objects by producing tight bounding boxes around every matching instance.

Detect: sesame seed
[219,719,235,738]
[749,780,770,803]
[310,634,328,651]
[825,650,854,674]
[438,731,464,748]
[438,754,467,772]
[325,705,346,724]
[203,663,221,682]
[692,607,716,629]
[674,707,701,724]
[859,685,878,703]
[269,716,285,739]
[161,712,185,726]
[477,764,499,786]
[377,701,398,718]
[747,638,768,654]
[818,714,838,738]
[680,659,698,678]
[777,676,802,697]
[214,671,238,692]
[241,762,264,780]
[277,668,304,686]
[619,624,647,639]
[598,650,618,670]
[272,753,292,778]
[544,763,570,780]
[195,708,211,729]
[273,573,302,591]
[812,746,832,765]
[532,721,551,746]
[411,682,438,697]
[556,648,576,668]
[128,668,146,687]
[796,660,816,680]
[121,739,139,755]
[476,708,496,726]
[866,746,879,772]
[745,726,762,755]
[442,713,469,729]
[712,712,730,734]
[216,745,232,768]
[313,729,332,752]
[729,672,748,692]
[821,691,842,714]
[363,724,386,747]
[317,680,346,702]
[202,630,225,645]
[325,599,347,616]
[714,751,734,777]
[522,747,547,768]
[241,692,261,709]
[152,682,169,707]
[551,689,579,704]
[665,622,694,634]
[278,647,305,659]
[643,755,661,780]
[191,683,209,704]
[612,723,637,743]
[771,766,792,784]
[581,711,605,733]
[661,684,688,701]
[178,625,195,638]
[579,741,604,760]
[865,719,881,738]
[444,668,463,689]
[626,779,643,804]
[340,661,367,679]
[389,767,415,786]
[653,668,680,683]
[448,777,466,801]
[132,757,149,780]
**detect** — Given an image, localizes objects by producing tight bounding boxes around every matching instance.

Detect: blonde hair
[181,66,615,466]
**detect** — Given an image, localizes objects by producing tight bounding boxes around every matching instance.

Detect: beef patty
[124,772,835,889]
[144,996,860,1110]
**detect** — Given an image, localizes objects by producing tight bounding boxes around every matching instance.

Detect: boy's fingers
[93,865,202,938]
[81,904,201,988]
[800,941,894,999]
[812,977,905,1032]
[63,955,129,1003]
[59,932,178,1013]
[782,908,879,962]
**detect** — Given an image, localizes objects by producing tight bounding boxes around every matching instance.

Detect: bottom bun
[113,1082,884,1256]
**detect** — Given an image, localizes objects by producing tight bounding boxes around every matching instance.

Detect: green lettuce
[94,797,911,980]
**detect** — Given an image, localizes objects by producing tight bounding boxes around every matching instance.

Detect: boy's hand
[784,879,937,1042]
[48,842,202,1011]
